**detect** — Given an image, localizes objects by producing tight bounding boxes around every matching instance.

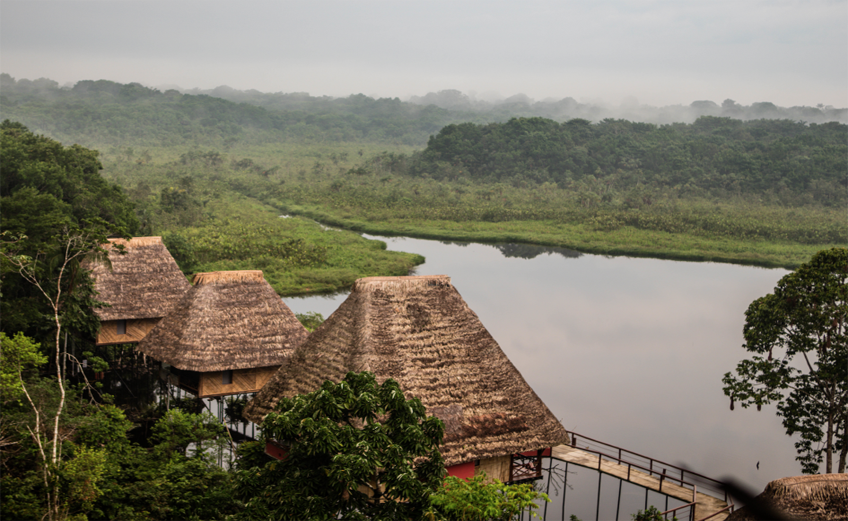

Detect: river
[284,235,800,515]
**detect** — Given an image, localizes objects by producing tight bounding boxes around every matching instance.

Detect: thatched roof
[726,474,848,521]
[88,236,191,321]
[244,275,569,467]
[136,270,308,372]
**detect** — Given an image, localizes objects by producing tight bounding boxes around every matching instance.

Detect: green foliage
[0,120,138,244]
[233,371,446,520]
[79,407,235,521]
[185,219,328,268]
[150,409,228,462]
[296,311,325,332]
[161,231,197,274]
[0,331,47,402]
[632,505,676,521]
[0,77,473,147]
[415,117,847,207]
[0,122,136,347]
[427,473,550,521]
[723,247,848,473]
[1,365,236,521]
[60,445,108,516]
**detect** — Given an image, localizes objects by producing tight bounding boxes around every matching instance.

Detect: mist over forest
[182,84,848,126]
[3,74,845,152]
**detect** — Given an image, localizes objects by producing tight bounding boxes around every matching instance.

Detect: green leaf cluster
[427,473,549,521]
[723,247,848,473]
[233,371,446,520]
[0,331,47,402]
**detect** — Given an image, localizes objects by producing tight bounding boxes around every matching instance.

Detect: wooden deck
[551,444,729,521]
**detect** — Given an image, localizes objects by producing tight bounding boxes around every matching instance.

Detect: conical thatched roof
[136,270,308,372]
[88,237,191,321]
[726,474,848,521]
[245,275,568,467]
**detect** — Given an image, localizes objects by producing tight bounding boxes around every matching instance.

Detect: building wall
[476,455,512,482]
[97,318,160,345]
[198,366,280,398]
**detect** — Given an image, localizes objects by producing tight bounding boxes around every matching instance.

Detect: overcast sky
[2,0,846,107]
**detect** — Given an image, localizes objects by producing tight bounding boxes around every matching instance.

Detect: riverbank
[281,203,833,269]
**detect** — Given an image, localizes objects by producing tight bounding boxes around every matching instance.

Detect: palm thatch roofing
[244,275,568,467]
[726,474,848,521]
[88,236,191,321]
[135,270,308,372]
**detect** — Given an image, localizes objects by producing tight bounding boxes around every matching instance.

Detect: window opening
[116,320,127,335]
[222,370,233,385]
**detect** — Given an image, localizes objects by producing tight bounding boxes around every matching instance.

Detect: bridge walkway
[551,434,732,521]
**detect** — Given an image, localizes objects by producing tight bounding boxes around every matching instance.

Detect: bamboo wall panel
[254,366,278,390]
[198,366,282,398]
[477,455,511,483]
[97,318,160,345]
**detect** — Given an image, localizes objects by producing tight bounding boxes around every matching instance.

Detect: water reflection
[440,240,583,260]
[493,243,582,260]
[286,235,798,511]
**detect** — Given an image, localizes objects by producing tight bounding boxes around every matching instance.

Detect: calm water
[285,235,798,513]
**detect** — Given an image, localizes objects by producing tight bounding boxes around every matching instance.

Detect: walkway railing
[563,432,734,520]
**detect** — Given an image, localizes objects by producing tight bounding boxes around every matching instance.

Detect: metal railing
[563,432,735,520]
[661,500,697,521]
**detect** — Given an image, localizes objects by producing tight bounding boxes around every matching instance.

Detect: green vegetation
[429,474,549,520]
[266,116,843,268]
[723,247,847,474]
[91,140,425,296]
[0,75,471,147]
[233,371,445,520]
[4,76,845,269]
[632,506,676,521]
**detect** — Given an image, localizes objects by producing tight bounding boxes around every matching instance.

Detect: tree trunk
[825,408,834,473]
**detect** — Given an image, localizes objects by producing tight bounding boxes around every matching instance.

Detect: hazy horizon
[2,0,846,109]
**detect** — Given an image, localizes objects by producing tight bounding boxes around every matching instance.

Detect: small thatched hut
[244,275,568,482]
[725,474,848,521]
[88,236,191,346]
[136,270,308,398]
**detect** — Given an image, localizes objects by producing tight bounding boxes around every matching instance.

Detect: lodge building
[88,236,191,346]
[136,270,308,398]
[244,275,568,482]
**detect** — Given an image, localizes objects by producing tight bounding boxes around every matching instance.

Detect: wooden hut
[136,270,309,398]
[244,275,568,483]
[88,236,191,346]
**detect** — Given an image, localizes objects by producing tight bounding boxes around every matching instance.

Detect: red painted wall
[265,441,288,461]
[446,460,476,480]
[519,447,551,457]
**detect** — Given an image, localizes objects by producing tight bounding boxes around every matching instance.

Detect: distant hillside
[3,74,844,149]
[405,89,848,125]
[187,84,847,126]
[0,75,470,147]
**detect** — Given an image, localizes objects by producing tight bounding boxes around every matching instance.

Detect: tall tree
[0,120,137,340]
[723,247,848,473]
[1,230,110,520]
[232,371,446,520]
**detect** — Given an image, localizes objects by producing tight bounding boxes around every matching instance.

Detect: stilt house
[88,236,191,346]
[136,270,308,398]
[244,275,569,483]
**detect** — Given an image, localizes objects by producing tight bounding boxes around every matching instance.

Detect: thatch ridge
[245,275,569,467]
[726,474,848,521]
[87,236,191,321]
[108,236,164,247]
[193,270,265,285]
[136,270,308,372]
